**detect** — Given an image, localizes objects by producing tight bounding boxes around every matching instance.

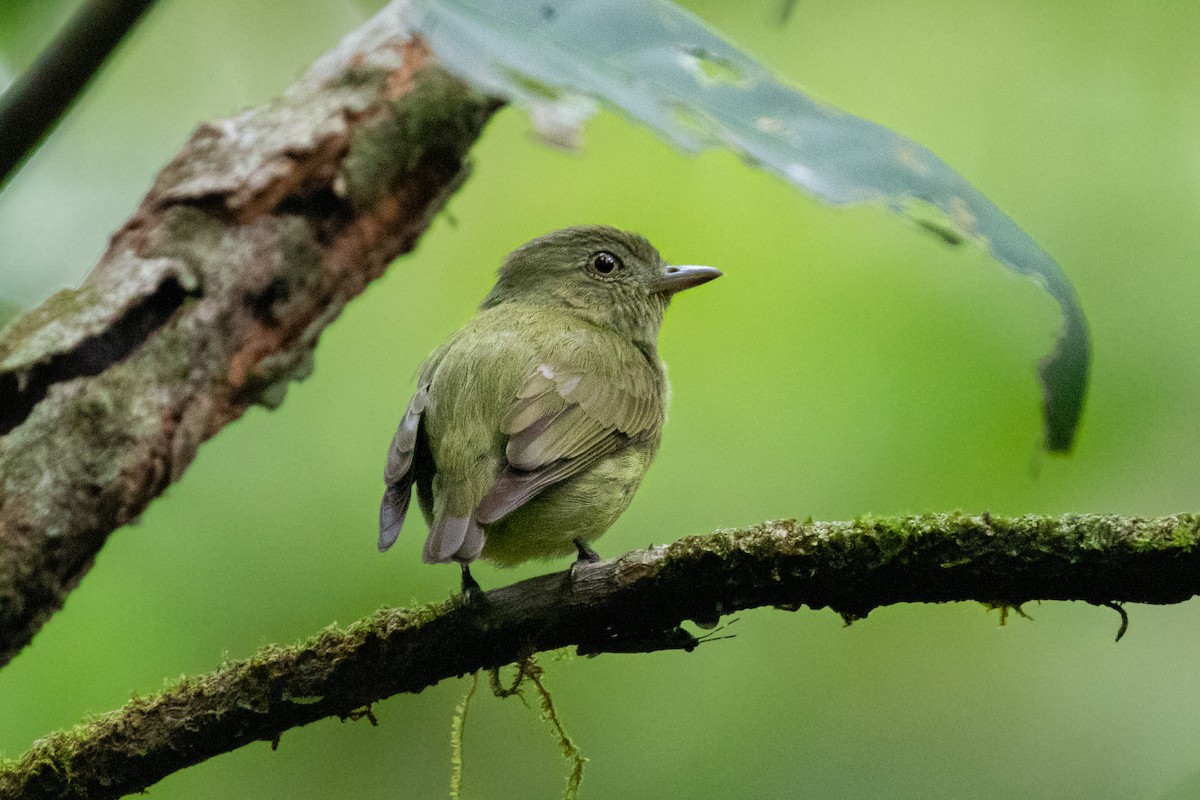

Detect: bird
[378,225,720,594]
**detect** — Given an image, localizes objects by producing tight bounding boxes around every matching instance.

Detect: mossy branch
[2,512,1198,800]
[0,1,500,667]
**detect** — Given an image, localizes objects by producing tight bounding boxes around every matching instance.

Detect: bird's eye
[590,251,623,276]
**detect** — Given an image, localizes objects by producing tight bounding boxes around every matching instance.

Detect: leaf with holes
[411,0,1090,451]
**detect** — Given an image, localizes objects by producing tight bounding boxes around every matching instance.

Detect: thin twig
[1097,601,1130,641]
[0,0,159,189]
[525,662,587,800]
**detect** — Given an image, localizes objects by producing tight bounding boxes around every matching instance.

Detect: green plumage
[379,226,719,576]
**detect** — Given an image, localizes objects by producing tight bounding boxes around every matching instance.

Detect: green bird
[378,225,720,593]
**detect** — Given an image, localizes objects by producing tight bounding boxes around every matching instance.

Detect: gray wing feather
[378,483,413,551]
[475,359,661,525]
[475,434,626,524]
[378,385,430,552]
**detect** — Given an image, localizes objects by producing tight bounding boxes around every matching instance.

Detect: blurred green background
[4,1,1200,798]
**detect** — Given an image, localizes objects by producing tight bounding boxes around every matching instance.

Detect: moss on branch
[2,512,1198,799]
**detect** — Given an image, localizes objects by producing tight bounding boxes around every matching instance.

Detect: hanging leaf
[411,0,1090,451]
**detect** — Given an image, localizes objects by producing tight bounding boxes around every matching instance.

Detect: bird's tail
[423,515,486,564]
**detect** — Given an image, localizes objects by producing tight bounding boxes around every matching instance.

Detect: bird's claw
[572,537,602,564]
[459,563,487,605]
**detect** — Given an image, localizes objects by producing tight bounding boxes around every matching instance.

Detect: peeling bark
[2,512,1198,800]
[0,1,501,666]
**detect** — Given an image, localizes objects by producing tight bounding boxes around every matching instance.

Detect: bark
[1,512,1197,800]
[0,1,500,667]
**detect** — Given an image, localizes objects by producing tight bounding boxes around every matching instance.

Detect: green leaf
[412,0,1090,451]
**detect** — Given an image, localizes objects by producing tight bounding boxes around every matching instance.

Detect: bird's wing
[378,382,430,551]
[474,361,663,524]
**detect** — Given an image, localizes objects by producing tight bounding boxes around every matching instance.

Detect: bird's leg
[459,562,484,602]
[573,537,602,564]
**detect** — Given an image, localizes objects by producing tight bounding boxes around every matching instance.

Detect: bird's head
[481,225,721,347]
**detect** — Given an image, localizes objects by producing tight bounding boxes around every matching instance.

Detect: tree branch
[2,512,1197,800]
[0,0,160,189]
[0,1,500,667]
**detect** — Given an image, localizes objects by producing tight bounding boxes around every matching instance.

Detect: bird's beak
[650,264,722,296]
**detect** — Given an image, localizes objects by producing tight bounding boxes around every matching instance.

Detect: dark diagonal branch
[0,1,501,667]
[0,0,160,189]
[2,512,1198,800]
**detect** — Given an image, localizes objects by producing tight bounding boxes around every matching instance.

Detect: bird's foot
[572,537,602,564]
[567,538,603,592]
[459,562,486,605]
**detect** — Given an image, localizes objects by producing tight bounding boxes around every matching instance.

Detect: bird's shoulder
[429,302,664,393]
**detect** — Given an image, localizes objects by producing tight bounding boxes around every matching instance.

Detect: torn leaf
[412,0,1090,451]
